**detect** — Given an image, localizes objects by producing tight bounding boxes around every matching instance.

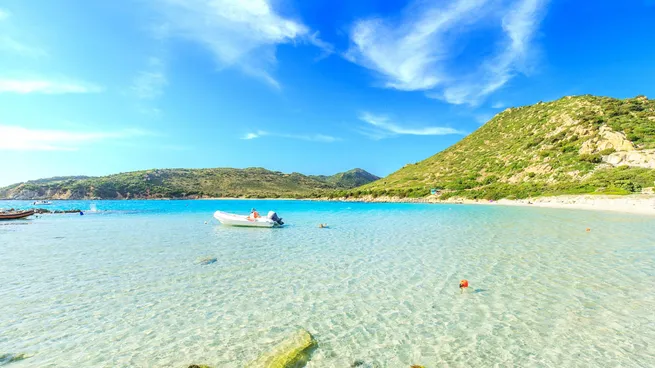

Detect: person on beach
[249,208,260,219]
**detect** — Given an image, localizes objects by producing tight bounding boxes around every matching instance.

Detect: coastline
[487,195,655,215]
[310,194,655,215]
[159,194,655,215]
[4,194,655,215]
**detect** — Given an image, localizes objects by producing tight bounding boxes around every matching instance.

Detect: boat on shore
[213,211,284,228]
[0,209,35,220]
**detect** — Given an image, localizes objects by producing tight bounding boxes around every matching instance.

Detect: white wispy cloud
[0,36,47,57]
[137,106,163,117]
[491,101,506,109]
[151,0,331,88]
[243,131,263,140]
[346,0,548,105]
[358,112,465,140]
[436,0,548,105]
[132,57,167,99]
[242,130,340,142]
[0,78,103,94]
[0,9,48,57]
[0,125,152,151]
[346,0,489,91]
[0,8,10,21]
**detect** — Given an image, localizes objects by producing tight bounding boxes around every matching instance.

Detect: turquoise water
[1,200,654,367]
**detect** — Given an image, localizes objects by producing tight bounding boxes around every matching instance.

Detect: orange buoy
[459,279,469,289]
[586,228,591,232]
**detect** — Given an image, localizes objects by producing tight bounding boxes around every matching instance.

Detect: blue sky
[1,0,654,186]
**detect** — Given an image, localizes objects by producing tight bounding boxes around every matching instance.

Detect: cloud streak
[132,57,167,99]
[346,0,549,105]
[358,112,465,139]
[152,0,331,88]
[0,10,48,57]
[436,0,548,105]
[242,130,340,142]
[0,125,152,151]
[0,36,47,57]
[0,78,103,94]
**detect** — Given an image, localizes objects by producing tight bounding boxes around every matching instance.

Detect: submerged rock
[0,353,30,365]
[350,360,377,368]
[196,257,217,265]
[246,329,317,368]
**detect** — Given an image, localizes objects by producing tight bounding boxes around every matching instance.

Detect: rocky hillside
[311,168,380,189]
[355,95,655,199]
[0,167,379,200]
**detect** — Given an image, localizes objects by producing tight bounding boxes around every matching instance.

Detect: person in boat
[249,208,261,219]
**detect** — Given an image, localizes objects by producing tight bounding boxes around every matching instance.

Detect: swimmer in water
[459,279,469,293]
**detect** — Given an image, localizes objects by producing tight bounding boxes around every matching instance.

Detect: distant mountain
[0,168,379,200]
[311,168,380,189]
[356,95,655,199]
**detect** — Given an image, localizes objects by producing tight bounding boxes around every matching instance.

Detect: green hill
[311,168,380,188]
[348,95,655,200]
[0,168,379,200]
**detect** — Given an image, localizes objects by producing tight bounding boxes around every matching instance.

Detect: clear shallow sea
[1,200,654,367]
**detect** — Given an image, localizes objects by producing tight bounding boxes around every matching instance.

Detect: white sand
[491,194,655,215]
[317,194,655,215]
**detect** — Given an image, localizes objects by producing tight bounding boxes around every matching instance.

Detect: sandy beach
[490,195,655,215]
[312,194,655,215]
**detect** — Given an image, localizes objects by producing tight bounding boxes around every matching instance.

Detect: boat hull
[213,211,276,228]
[0,210,35,220]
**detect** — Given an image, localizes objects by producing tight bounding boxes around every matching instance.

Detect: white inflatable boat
[213,211,284,228]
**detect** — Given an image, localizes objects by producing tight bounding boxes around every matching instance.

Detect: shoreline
[3,195,655,215]
[310,194,655,215]
[493,195,655,215]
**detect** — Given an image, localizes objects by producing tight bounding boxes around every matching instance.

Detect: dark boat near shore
[0,210,35,220]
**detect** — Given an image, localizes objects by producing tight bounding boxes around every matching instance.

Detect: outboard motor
[267,211,284,226]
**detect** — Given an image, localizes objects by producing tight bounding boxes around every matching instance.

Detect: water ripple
[0,202,654,367]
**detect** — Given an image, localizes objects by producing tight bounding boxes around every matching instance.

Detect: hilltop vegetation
[0,168,379,200]
[344,95,655,200]
[310,168,380,189]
